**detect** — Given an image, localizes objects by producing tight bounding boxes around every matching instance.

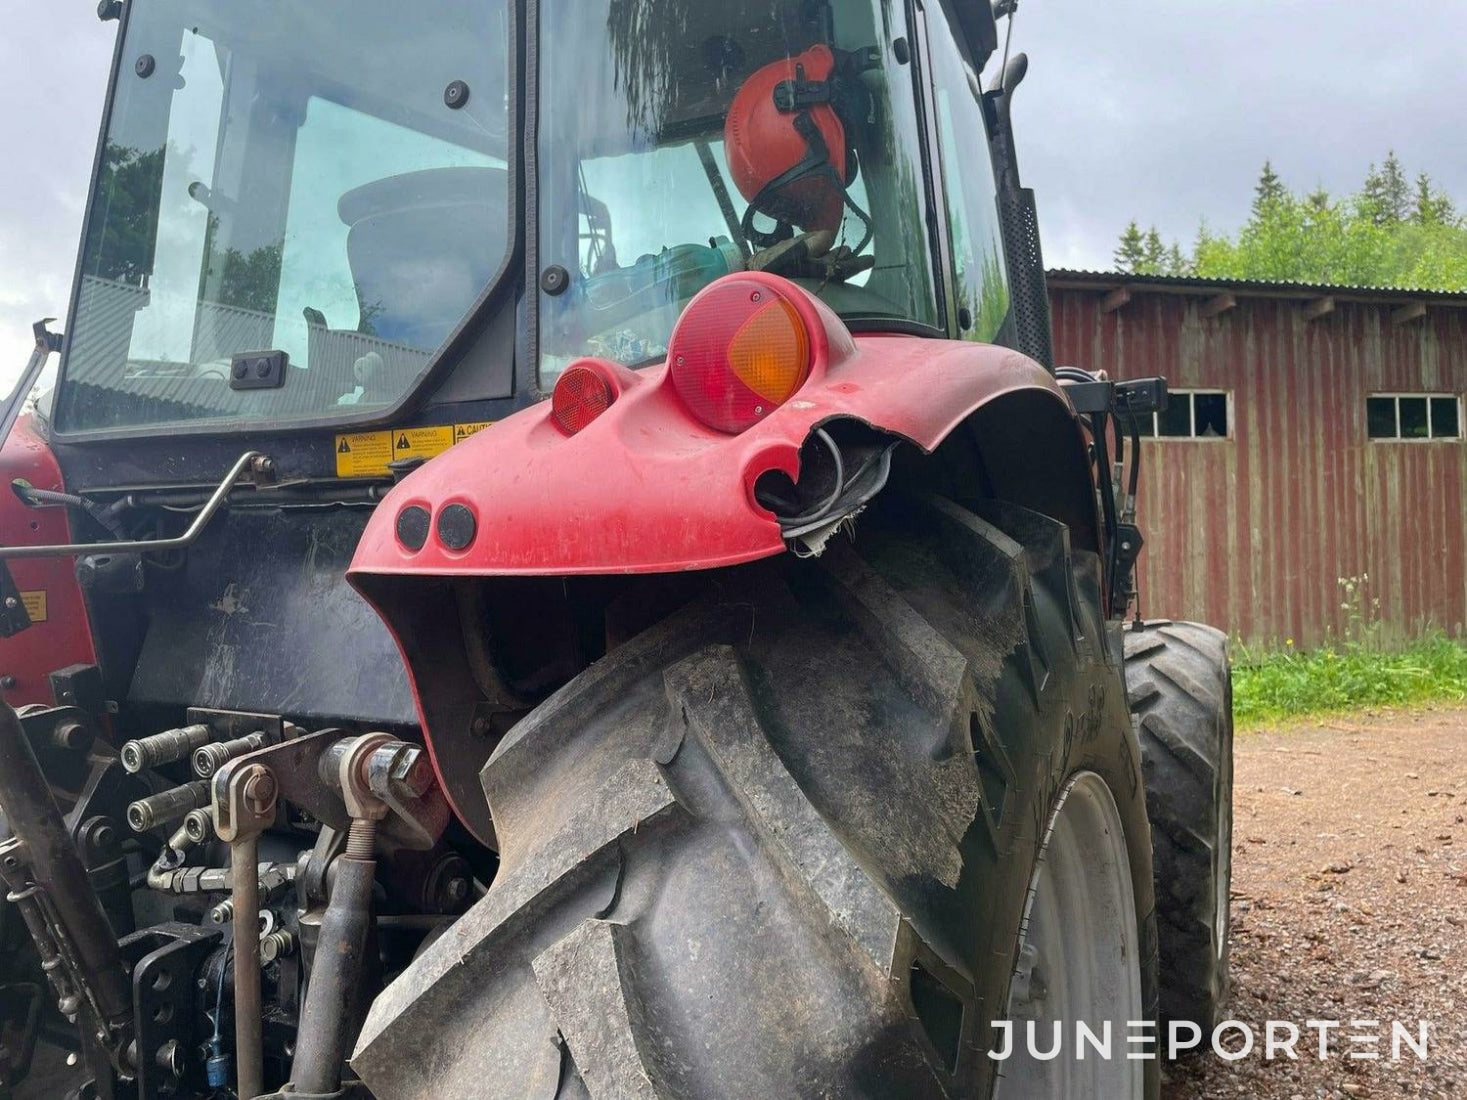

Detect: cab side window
[927,10,1010,341]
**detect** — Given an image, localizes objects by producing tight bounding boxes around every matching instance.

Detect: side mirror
[956,0,1000,69]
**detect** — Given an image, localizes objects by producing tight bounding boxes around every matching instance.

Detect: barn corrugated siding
[1050,287,1467,646]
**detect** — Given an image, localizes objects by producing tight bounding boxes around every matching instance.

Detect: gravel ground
[1164,705,1467,1100]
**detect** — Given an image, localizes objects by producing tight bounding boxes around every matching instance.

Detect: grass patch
[1233,635,1467,728]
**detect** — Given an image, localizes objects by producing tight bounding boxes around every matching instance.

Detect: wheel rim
[993,772,1145,1099]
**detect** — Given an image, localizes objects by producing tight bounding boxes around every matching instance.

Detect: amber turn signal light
[668,279,812,434]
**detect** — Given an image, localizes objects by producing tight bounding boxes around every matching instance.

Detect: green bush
[1231,574,1467,727]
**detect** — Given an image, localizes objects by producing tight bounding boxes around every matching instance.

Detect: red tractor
[0,1,1232,1097]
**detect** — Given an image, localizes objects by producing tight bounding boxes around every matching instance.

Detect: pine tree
[1113,220,1148,273]
[1252,161,1287,217]
[1380,151,1410,223]
[1163,242,1190,277]
[1361,162,1389,225]
[1413,172,1456,226]
[1142,227,1166,274]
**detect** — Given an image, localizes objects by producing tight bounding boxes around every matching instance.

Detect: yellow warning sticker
[20,591,47,623]
[334,423,495,477]
[335,431,395,478]
[453,421,494,442]
[390,426,455,462]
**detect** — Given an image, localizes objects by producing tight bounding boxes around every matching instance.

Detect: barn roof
[1046,268,1467,310]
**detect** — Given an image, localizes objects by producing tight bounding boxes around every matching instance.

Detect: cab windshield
[55,0,510,433]
[537,0,941,381]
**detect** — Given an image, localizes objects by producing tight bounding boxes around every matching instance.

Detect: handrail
[0,450,265,560]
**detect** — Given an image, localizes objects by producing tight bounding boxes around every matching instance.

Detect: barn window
[1133,389,1230,439]
[1366,394,1462,440]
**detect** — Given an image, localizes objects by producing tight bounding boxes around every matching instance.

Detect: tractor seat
[339,166,508,352]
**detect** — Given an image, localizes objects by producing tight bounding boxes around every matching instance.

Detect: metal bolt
[208,899,234,925]
[89,821,116,855]
[4,597,17,610]
[259,930,296,963]
[240,767,277,817]
[250,455,275,478]
[442,876,469,905]
[51,721,92,752]
[388,745,433,797]
[155,1040,183,1076]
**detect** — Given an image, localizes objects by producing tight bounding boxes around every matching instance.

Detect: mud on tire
[353,498,1161,1099]
[1124,620,1234,1034]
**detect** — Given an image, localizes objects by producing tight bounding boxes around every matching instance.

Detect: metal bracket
[119,922,224,1098]
[186,707,287,744]
[215,729,350,833]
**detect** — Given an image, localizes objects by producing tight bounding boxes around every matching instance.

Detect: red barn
[1048,270,1467,647]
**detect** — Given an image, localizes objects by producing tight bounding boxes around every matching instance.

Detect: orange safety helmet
[724,45,865,247]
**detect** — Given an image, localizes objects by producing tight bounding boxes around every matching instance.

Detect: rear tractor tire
[1124,620,1234,1034]
[353,497,1161,1099]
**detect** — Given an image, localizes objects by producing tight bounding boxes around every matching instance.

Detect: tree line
[1114,153,1467,289]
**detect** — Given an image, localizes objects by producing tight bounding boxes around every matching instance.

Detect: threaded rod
[344,818,377,861]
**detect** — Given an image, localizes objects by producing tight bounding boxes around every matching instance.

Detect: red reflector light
[669,279,812,434]
[551,364,615,435]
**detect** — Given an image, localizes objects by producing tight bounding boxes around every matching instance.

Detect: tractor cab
[42,0,1025,444]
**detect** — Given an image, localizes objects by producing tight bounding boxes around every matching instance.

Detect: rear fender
[348,274,1100,844]
[349,272,1095,581]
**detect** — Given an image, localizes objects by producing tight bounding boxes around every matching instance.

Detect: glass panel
[57,0,510,433]
[536,0,940,382]
[926,10,1009,342]
[1366,396,1397,439]
[1429,396,1460,439]
[1398,396,1429,439]
[1132,411,1156,438]
[1192,392,1228,438]
[1156,394,1193,437]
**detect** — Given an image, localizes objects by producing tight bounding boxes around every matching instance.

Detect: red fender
[349,273,1091,842]
[348,273,1079,581]
[0,415,100,707]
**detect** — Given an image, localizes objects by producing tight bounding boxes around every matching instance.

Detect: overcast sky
[3,1,1466,389]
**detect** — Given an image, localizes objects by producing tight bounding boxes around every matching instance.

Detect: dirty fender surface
[349,274,1071,581]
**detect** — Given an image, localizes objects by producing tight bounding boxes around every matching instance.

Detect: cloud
[1014,0,1467,269]
[0,9,113,390]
